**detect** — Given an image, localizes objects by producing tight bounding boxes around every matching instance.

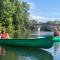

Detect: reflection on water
[53,43,60,60]
[0,47,5,56]
[54,43,60,55]
[0,45,53,60]
[54,42,60,55]
[11,31,30,38]
[10,31,54,38]
[29,31,54,38]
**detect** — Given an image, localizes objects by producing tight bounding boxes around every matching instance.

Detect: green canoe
[53,36,60,42]
[0,36,53,49]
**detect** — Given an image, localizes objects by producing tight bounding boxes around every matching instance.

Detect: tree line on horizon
[30,19,60,31]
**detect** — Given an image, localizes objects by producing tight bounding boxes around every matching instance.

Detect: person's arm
[6,33,9,39]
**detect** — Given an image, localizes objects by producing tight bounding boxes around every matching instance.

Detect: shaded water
[0,31,60,60]
[0,45,53,60]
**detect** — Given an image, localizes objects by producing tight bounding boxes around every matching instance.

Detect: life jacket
[1,33,9,39]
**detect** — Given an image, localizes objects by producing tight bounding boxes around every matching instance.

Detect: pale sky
[24,0,60,22]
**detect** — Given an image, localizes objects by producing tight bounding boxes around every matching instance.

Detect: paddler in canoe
[54,27,60,37]
[0,30,10,39]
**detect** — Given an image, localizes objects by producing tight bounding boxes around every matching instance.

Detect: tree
[0,0,30,33]
[12,1,30,31]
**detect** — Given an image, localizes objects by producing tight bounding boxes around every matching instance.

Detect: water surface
[0,31,60,60]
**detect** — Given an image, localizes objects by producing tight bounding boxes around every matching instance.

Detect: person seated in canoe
[1,30,9,39]
[54,28,59,37]
[54,31,59,37]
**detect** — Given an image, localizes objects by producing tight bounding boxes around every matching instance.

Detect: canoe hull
[53,37,60,42]
[0,36,53,49]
